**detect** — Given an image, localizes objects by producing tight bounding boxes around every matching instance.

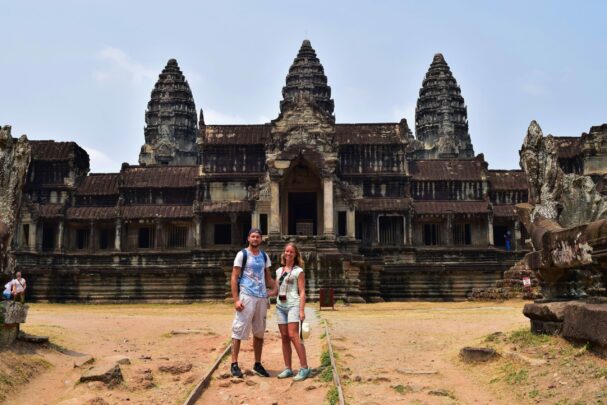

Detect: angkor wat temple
[10,40,607,302]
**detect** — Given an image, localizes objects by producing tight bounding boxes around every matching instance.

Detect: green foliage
[324,386,339,405]
[595,367,607,379]
[507,328,551,346]
[319,365,333,382]
[393,384,413,394]
[500,362,528,385]
[321,349,331,368]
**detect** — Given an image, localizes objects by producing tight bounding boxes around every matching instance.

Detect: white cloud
[83,146,121,173]
[204,108,246,124]
[94,46,156,85]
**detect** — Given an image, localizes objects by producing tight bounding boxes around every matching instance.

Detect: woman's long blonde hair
[280,242,304,269]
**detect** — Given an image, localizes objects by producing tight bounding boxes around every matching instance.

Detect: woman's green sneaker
[293,367,311,381]
[277,368,293,378]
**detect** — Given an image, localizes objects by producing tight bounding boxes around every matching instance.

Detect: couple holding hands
[230,227,310,381]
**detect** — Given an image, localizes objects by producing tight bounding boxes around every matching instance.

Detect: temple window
[98,228,112,250]
[379,216,404,246]
[76,229,90,250]
[214,224,231,245]
[453,223,472,245]
[138,227,155,249]
[167,225,188,249]
[260,214,268,235]
[423,223,441,246]
[42,224,56,251]
[337,211,347,236]
[21,224,29,248]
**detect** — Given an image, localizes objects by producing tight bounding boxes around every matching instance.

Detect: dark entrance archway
[288,192,317,235]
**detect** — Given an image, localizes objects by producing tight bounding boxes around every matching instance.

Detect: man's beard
[249,240,260,247]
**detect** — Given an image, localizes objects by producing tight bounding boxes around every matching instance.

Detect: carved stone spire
[139,59,198,166]
[415,53,474,159]
[279,40,334,118]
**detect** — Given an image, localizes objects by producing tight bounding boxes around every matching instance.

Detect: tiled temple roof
[202,125,270,145]
[487,170,528,190]
[76,174,120,195]
[334,123,405,144]
[414,201,490,215]
[66,207,117,220]
[200,201,251,213]
[554,137,581,159]
[356,198,412,212]
[409,160,485,181]
[30,141,81,161]
[121,166,197,188]
[37,204,64,218]
[122,205,193,219]
[492,204,518,218]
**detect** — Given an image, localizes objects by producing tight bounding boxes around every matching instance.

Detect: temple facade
[10,40,607,302]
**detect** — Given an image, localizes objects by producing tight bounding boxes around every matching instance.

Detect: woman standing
[274,242,310,381]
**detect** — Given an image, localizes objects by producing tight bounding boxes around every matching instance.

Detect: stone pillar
[446,214,453,246]
[114,219,122,251]
[194,215,202,248]
[323,178,334,237]
[407,211,413,246]
[402,216,407,245]
[57,220,64,251]
[372,213,379,245]
[229,213,238,245]
[35,222,43,251]
[346,207,355,238]
[155,220,162,250]
[29,220,37,252]
[269,180,280,235]
[89,221,95,252]
[487,214,494,246]
[514,220,520,251]
[251,209,260,229]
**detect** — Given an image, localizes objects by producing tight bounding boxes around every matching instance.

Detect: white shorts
[276,305,300,324]
[231,294,268,340]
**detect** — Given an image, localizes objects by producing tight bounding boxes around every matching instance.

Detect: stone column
[269,180,280,235]
[446,214,453,246]
[251,209,260,229]
[35,221,43,252]
[194,215,202,248]
[229,213,238,245]
[372,213,379,245]
[407,211,413,246]
[346,207,355,238]
[514,220,520,251]
[114,219,122,251]
[323,177,334,237]
[57,220,64,252]
[155,220,163,250]
[487,214,494,246]
[402,216,407,245]
[89,221,95,252]
[29,220,37,252]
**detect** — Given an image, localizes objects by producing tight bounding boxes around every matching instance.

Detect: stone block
[523,301,571,322]
[0,324,19,346]
[530,319,562,335]
[80,363,123,385]
[2,301,28,324]
[459,347,497,363]
[562,303,607,351]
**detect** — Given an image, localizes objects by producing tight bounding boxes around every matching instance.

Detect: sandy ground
[7,303,235,405]
[5,300,607,405]
[322,300,531,405]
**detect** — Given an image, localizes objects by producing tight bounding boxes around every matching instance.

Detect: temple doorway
[281,160,322,236]
[288,192,317,235]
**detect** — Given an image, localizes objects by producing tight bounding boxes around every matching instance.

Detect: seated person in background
[12,272,26,303]
[3,280,12,300]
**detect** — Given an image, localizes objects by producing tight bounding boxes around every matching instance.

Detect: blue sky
[2,1,606,172]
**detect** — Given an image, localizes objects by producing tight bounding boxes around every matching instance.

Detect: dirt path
[322,301,530,405]
[196,306,329,405]
[6,304,234,405]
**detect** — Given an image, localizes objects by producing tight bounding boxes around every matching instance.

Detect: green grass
[507,328,551,346]
[321,349,331,368]
[595,367,607,379]
[393,384,413,394]
[324,386,339,405]
[501,362,528,385]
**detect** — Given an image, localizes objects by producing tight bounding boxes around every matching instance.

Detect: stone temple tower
[415,53,474,159]
[279,39,335,118]
[139,59,198,166]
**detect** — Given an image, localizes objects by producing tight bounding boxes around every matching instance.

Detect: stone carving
[0,126,31,275]
[139,59,198,166]
[518,120,607,299]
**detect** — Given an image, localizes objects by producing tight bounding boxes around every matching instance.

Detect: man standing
[230,228,275,378]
